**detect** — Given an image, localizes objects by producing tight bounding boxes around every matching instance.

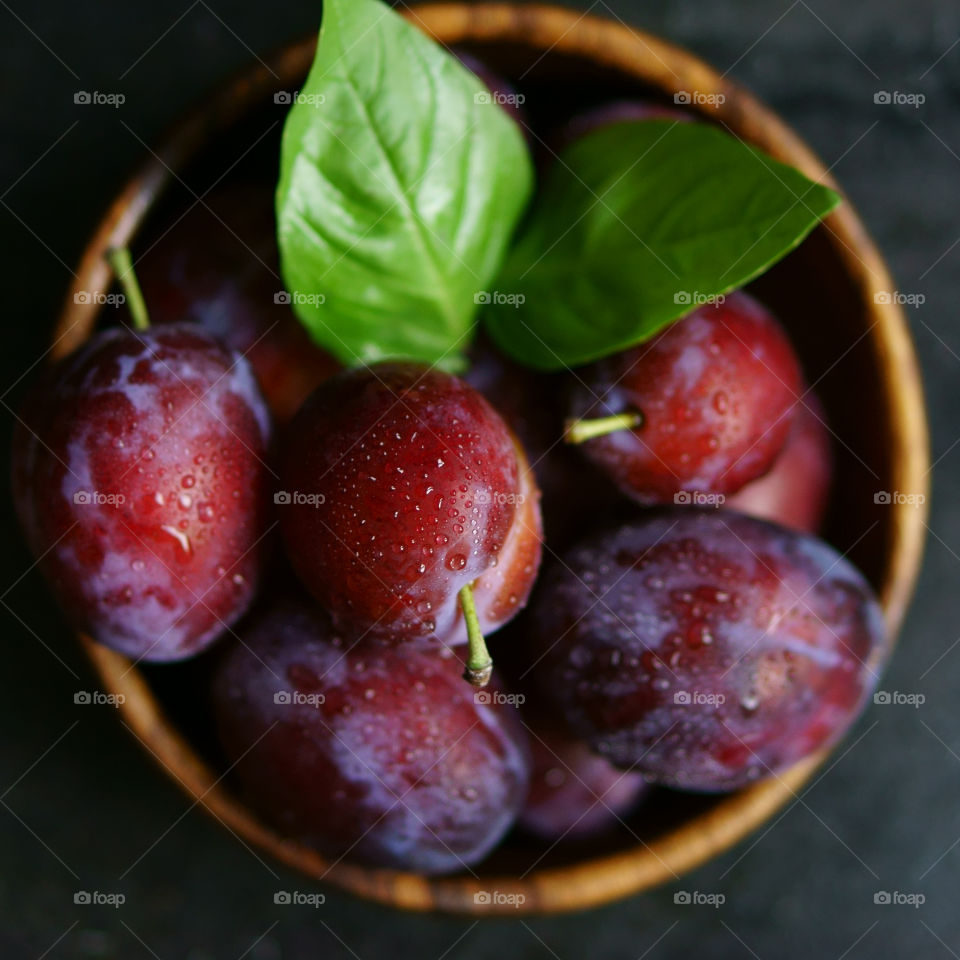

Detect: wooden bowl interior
[60,4,928,914]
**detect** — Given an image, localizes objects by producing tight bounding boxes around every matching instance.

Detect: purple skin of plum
[12,324,273,661]
[464,335,623,549]
[519,724,648,840]
[212,597,531,873]
[532,509,886,792]
[727,392,832,533]
[137,182,339,423]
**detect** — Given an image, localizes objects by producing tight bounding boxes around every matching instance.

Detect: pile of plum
[12,76,886,877]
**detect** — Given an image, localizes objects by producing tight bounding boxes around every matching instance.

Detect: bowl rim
[55,2,929,915]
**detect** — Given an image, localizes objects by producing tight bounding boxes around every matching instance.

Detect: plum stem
[106,246,150,331]
[564,410,643,444]
[459,583,492,687]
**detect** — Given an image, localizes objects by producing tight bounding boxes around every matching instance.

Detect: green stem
[459,583,492,687]
[564,410,643,444]
[106,246,150,331]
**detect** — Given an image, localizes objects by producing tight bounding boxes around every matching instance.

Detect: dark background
[2,0,957,956]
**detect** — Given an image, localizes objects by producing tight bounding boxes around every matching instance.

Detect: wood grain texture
[57,3,928,915]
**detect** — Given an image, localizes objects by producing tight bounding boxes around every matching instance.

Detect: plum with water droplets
[278,363,542,656]
[212,596,530,873]
[12,323,273,661]
[565,291,804,503]
[531,509,885,791]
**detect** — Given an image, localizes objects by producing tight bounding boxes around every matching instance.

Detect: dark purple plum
[532,509,886,791]
[12,324,273,661]
[212,597,530,873]
[465,335,622,548]
[137,182,339,422]
[464,334,557,468]
[519,722,648,840]
[727,392,832,533]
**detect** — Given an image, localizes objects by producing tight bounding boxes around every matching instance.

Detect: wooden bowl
[53,3,928,914]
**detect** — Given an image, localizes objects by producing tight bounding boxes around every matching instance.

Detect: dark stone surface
[1,0,957,956]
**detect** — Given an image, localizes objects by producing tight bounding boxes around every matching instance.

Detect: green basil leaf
[276,0,533,372]
[485,120,841,370]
